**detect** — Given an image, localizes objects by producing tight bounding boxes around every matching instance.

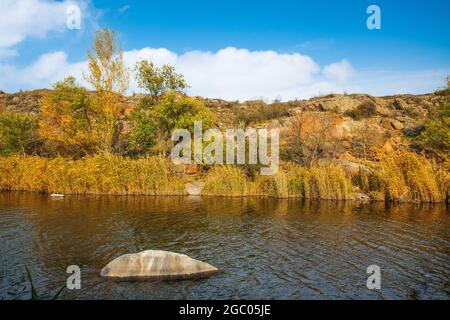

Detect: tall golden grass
[0,151,447,203]
[0,153,185,195]
[202,166,248,197]
[283,164,352,200]
[201,163,352,200]
[201,157,448,202]
[379,151,448,202]
[351,167,386,201]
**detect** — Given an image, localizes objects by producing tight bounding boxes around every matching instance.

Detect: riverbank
[0,151,447,203]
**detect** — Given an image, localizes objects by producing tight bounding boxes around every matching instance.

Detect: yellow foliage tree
[39,76,98,156]
[84,28,129,152]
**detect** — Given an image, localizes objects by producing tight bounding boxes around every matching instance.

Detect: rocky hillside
[1,88,448,163]
[1,88,446,122]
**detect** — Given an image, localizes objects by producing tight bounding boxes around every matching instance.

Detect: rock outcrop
[185,180,204,195]
[1,88,447,162]
[101,250,218,279]
[1,89,52,114]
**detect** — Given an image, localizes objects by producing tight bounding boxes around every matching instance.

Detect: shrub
[234,100,290,125]
[39,76,98,157]
[417,104,450,154]
[155,94,216,136]
[344,101,377,120]
[127,107,157,155]
[0,112,39,156]
[153,93,216,155]
[282,112,337,167]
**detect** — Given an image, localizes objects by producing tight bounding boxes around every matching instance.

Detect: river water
[0,192,448,300]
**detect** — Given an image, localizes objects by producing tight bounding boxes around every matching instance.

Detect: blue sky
[0,0,449,100]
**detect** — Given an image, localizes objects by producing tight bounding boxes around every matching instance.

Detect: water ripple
[0,193,448,300]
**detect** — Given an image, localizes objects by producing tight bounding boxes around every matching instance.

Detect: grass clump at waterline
[0,151,447,203]
[0,153,185,195]
[379,151,449,203]
[255,164,352,200]
[201,166,249,197]
[201,164,353,200]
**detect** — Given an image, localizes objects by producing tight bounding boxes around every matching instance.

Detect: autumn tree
[134,60,188,105]
[39,76,97,156]
[84,28,129,152]
[283,112,336,167]
[350,125,384,160]
[0,112,39,156]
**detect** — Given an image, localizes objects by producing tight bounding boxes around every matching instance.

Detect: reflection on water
[0,192,448,300]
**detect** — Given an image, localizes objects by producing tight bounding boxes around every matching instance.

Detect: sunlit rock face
[101,250,218,279]
[185,181,204,195]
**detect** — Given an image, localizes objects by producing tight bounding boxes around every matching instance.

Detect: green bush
[127,108,157,155]
[344,101,377,120]
[418,104,450,154]
[234,100,290,125]
[128,93,216,155]
[0,112,39,156]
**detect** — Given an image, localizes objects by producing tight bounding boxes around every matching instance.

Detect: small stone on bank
[50,193,65,197]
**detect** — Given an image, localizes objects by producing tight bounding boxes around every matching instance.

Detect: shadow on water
[0,192,448,299]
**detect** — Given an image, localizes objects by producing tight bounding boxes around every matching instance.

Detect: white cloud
[0,0,87,55]
[0,46,448,101]
[0,51,85,90]
[118,5,131,14]
[123,47,322,100]
[323,59,356,82]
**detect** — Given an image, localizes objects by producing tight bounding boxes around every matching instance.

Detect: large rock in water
[100,250,218,279]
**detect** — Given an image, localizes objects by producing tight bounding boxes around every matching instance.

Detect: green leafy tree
[154,94,216,155]
[155,94,215,134]
[0,112,39,156]
[128,93,215,155]
[134,60,188,105]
